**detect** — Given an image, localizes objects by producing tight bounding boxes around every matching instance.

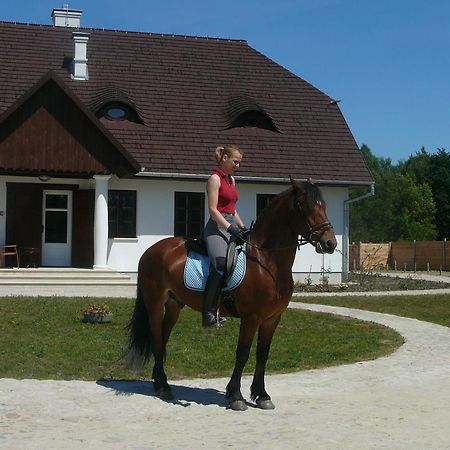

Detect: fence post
[358,241,362,271]
[413,240,416,272]
[444,239,447,272]
[387,242,392,270]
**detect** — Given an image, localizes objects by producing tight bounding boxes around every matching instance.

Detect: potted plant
[79,303,113,323]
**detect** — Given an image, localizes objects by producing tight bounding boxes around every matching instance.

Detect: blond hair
[214,145,243,164]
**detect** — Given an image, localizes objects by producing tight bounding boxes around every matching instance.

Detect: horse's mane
[253,181,324,228]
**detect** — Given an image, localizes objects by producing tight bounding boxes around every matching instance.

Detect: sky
[2,0,449,163]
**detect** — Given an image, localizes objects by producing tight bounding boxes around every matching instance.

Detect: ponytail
[215,146,226,164]
[214,145,243,164]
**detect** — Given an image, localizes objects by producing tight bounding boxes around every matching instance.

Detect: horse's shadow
[96,379,229,408]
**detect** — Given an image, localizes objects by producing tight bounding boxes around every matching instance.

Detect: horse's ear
[289,175,305,194]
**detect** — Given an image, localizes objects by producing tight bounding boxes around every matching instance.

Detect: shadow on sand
[96,379,230,408]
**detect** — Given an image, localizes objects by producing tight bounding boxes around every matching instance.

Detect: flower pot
[83,313,113,323]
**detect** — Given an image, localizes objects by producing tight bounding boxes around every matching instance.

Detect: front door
[42,190,72,267]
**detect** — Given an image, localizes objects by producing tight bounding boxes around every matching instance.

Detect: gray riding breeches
[204,213,237,272]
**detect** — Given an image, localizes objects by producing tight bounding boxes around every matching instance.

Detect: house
[0,8,373,282]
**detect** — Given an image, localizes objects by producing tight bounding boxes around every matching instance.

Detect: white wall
[107,177,348,282]
[0,175,348,281]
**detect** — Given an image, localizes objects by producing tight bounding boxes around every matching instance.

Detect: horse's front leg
[250,314,281,409]
[226,316,259,411]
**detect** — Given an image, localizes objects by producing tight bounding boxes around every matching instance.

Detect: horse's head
[289,177,337,254]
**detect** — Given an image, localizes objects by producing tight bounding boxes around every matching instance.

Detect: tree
[428,149,450,239]
[350,145,437,242]
[398,147,450,239]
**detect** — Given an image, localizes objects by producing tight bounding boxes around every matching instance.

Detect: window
[108,190,136,238]
[174,192,205,238]
[257,194,276,217]
[98,102,143,124]
[105,106,127,120]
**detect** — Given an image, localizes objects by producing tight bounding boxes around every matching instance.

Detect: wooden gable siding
[0,79,132,177]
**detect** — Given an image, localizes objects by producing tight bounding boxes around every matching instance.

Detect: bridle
[237,192,333,252]
[296,199,333,251]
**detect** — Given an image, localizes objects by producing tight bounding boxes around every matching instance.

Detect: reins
[241,220,333,253]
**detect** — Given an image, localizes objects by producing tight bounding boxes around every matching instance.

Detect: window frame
[108,190,137,239]
[174,191,205,239]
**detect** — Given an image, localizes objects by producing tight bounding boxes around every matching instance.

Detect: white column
[93,175,111,270]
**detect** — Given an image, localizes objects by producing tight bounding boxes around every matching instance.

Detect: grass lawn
[0,296,402,381]
[295,293,450,327]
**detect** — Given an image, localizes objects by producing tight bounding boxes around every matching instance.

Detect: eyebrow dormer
[225,95,279,132]
[90,86,146,125]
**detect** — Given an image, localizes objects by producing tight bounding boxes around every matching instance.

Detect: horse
[123,177,337,411]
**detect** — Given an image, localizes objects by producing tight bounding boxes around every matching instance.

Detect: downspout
[342,182,375,280]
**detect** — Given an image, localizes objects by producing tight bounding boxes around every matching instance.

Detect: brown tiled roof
[0,21,372,184]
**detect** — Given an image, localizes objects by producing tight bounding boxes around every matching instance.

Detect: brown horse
[124,177,337,411]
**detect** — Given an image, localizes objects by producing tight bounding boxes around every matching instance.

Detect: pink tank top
[213,168,238,214]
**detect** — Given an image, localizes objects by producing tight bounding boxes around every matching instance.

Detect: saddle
[184,238,246,292]
[185,238,241,282]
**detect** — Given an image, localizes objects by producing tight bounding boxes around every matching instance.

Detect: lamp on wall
[38,175,51,182]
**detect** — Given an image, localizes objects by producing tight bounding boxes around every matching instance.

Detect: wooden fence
[349,240,450,271]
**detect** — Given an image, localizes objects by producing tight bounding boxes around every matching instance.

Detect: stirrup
[202,312,226,327]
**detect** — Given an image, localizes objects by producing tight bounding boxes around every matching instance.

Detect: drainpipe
[342,182,375,280]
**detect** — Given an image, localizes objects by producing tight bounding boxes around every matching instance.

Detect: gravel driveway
[1,301,450,449]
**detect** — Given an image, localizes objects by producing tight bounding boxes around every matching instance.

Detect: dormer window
[225,95,280,133]
[230,110,278,131]
[97,101,143,124]
[105,105,127,120]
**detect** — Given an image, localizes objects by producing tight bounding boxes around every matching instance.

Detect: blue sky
[3,0,449,162]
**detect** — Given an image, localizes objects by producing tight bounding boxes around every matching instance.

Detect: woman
[202,145,247,327]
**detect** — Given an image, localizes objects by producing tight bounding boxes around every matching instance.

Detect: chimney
[71,32,90,81]
[52,8,82,28]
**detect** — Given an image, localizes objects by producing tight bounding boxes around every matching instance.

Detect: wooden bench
[0,245,20,268]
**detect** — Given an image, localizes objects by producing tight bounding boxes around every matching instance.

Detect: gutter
[135,170,373,187]
[342,182,375,279]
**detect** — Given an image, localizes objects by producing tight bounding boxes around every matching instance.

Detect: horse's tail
[123,280,153,372]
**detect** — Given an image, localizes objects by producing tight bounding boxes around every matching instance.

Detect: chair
[0,245,20,268]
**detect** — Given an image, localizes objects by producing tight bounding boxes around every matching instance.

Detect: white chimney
[52,8,82,28]
[71,32,90,81]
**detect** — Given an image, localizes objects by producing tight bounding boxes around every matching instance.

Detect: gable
[0,74,139,177]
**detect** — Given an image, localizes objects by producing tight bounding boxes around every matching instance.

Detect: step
[0,279,137,286]
[0,268,131,278]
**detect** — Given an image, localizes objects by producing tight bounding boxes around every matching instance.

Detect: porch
[0,268,137,298]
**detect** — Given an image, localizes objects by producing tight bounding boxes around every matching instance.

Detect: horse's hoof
[156,387,174,401]
[257,399,275,410]
[229,399,248,411]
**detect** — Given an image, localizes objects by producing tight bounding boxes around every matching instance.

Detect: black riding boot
[202,268,224,327]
